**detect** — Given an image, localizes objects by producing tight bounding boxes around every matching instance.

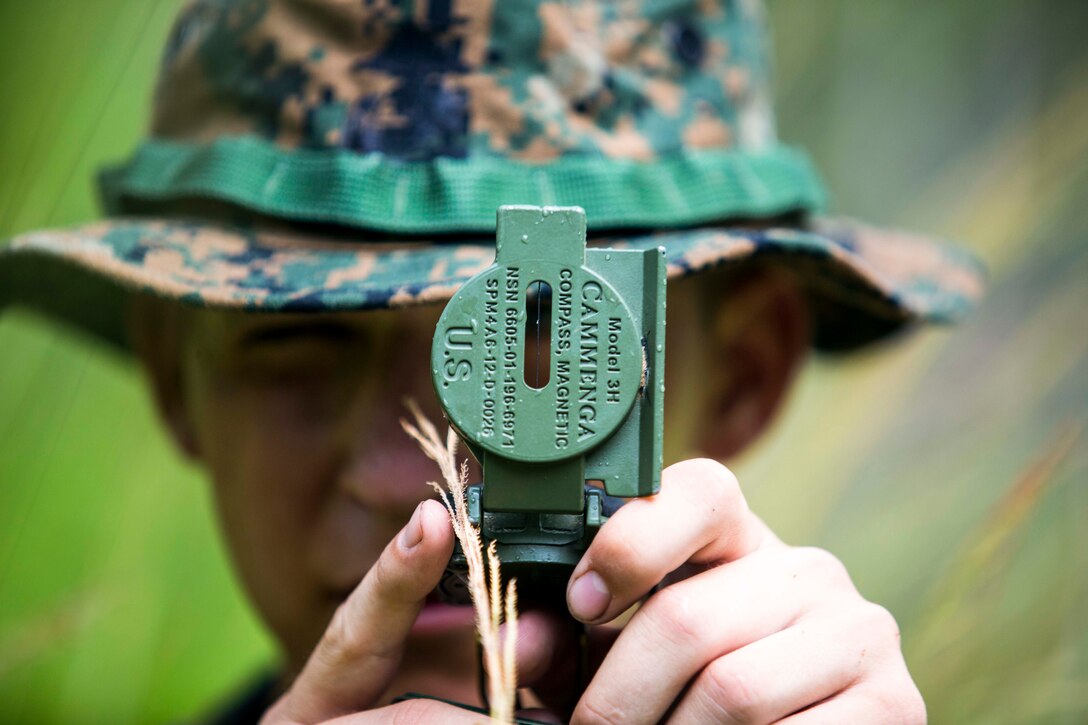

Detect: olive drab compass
[431,205,667,607]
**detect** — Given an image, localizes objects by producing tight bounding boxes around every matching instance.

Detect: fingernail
[400,503,425,550]
[568,571,611,622]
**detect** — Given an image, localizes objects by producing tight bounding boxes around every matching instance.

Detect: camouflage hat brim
[0,217,983,353]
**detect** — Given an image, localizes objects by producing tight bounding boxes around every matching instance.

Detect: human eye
[220,322,376,427]
[235,321,369,379]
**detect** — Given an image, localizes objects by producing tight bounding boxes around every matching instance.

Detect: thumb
[265,499,455,724]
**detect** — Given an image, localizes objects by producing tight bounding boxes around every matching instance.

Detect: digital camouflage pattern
[153,0,778,160]
[1,214,983,352]
[0,0,984,352]
[101,0,824,233]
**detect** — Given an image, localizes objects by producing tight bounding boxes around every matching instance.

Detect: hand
[517,458,926,724]
[259,500,486,724]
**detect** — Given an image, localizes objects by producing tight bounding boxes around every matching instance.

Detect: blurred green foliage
[1,0,1085,722]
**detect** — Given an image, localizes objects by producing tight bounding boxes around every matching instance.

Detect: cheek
[179,312,455,661]
[187,370,349,649]
[182,339,444,658]
[196,378,342,511]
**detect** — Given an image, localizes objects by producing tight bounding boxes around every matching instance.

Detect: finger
[773,681,926,725]
[568,458,777,624]
[515,709,563,724]
[668,603,898,724]
[324,697,495,724]
[515,610,622,684]
[513,608,621,717]
[273,499,454,724]
[510,609,567,685]
[572,547,855,725]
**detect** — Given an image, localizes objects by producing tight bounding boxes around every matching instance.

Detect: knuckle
[321,601,360,661]
[859,601,902,646]
[871,681,927,724]
[689,458,743,500]
[642,584,701,648]
[793,546,852,588]
[700,658,761,723]
[320,594,397,666]
[670,458,747,521]
[590,525,644,576]
[369,547,400,594]
[903,684,928,723]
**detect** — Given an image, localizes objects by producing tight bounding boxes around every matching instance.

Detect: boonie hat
[0,0,984,352]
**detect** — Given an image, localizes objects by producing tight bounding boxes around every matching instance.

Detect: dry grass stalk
[400,401,519,723]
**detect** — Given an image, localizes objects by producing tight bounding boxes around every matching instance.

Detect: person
[0,1,984,722]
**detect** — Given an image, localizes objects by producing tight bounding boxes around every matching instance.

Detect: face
[136,265,809,672]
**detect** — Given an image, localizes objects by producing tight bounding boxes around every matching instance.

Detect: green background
[1,1,1086,722]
